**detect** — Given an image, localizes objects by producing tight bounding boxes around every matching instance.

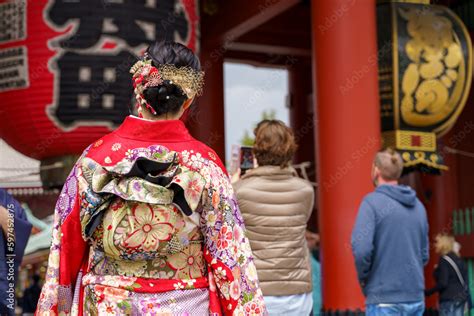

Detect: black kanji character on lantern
[47,0,189,49]
[51,51,134,126]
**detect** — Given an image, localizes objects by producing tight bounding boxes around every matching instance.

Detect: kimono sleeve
[36,161,89,316]
[200,163,267,316]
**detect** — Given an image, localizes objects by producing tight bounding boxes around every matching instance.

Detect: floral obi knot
[79,146,206,242]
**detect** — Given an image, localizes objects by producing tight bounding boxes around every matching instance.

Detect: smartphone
[229,145,241,175]
[240,146,254,175]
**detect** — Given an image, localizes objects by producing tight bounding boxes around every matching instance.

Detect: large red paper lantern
[0,0,199,160]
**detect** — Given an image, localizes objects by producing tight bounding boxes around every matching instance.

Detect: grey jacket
[233,166,314,296]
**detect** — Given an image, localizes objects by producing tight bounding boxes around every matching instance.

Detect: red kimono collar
[114,116,194,142]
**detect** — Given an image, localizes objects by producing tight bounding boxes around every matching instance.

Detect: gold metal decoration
[399,7,470,135]
[130,59,205,99]
[382,130,436,152]
[376,2,472,174]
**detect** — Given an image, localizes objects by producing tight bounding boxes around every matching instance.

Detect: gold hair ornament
[130,58,204,100]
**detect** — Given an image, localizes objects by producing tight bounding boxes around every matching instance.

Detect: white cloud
[224,63,289,164]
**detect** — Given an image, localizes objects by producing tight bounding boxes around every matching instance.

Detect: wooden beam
[224,50,310,68]
[201,0,301,45]
[233,24,311,57]
[237,29,310,51]
[228,42,311,57]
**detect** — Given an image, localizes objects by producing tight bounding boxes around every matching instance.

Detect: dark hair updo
[142,41,201,116]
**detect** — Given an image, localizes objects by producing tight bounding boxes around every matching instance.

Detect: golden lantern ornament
[377,2,472,174]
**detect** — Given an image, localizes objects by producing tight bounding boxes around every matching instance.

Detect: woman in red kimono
[36,41,267,316]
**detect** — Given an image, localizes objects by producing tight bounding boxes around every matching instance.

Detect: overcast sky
[0,63,289,187]
[224,62,289,163]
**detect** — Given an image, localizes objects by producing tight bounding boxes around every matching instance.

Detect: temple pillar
[186,36,226,160]
[289,61,318,230]
[289,61,315,167]
[312,0,381,312]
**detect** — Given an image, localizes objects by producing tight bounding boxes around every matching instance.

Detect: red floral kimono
[36,116,267,316]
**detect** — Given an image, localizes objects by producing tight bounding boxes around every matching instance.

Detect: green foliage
[241,130,254,147]
[262,109,276,120]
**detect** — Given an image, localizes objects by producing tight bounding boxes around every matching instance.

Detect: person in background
[425,234,471,316]
[306,230,321,316]
[0,189,32,316]
[453,240,461,256]
[233,120,314,316]
[21,274,41,316]
[351,148,429,316]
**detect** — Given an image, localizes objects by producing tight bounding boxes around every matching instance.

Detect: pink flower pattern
[123,204,173,251]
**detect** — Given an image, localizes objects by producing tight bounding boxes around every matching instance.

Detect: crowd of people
[0,40,472,315]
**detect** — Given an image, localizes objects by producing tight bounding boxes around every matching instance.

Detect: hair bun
[143,80,187,116]
[155,80,183,101]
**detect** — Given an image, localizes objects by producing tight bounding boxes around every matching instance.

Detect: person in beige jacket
[233,120,315,316]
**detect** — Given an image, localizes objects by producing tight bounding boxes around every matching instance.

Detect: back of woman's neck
[140,113,180,121]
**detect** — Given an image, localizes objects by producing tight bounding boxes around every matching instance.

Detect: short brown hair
[374,148,404,180]
[253,120,297,168]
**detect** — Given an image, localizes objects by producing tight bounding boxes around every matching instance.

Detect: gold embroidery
[94,139,103,148]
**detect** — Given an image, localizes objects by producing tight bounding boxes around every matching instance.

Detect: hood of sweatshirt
[375,184,417,207]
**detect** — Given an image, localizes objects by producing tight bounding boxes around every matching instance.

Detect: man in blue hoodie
[351,148,429,316]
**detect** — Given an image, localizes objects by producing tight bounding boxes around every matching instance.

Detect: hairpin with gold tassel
[130,56,205,114]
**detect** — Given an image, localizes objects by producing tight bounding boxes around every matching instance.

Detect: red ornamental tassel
[146,103,157,115]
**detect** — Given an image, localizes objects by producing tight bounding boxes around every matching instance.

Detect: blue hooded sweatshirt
[351,184,429,305]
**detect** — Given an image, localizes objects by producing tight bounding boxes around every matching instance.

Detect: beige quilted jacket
[233,166,314,296]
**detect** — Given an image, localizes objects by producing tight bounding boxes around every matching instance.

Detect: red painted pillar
[289,62,318,231]
[186,36,226,160]
[289,61,315,167]
[312,0,381,312]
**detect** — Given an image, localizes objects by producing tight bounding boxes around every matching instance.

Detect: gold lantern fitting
[377,2,472,174]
